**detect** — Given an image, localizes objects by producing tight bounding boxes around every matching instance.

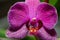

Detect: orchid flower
[6,0,58,40]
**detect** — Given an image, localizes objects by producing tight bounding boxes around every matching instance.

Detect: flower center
[26,18,43,33]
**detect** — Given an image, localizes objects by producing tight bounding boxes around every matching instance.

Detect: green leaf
[22,36,36,40]
[40,0,58,5]
[0,29,6,38]
[49,0,58,5]
[40,0,44,2]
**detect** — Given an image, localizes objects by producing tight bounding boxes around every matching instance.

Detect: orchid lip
[26,18,43,33]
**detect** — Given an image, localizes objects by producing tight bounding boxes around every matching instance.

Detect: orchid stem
[44,0,49,3]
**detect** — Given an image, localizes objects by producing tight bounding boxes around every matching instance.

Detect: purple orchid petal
[6,2,29,38]
[6,25,28,39]
[36,3,58,29]
[8,2,29,27]
[34,27,57,40]
[8,2,29,29]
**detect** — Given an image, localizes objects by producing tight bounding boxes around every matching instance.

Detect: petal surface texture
[36,3,58,29]
[8,2,29,27]
[25,0,40,19]
[6,25,28,39]
[34,27,57,40]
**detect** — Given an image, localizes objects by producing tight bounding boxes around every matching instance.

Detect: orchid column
[6,0,58,40]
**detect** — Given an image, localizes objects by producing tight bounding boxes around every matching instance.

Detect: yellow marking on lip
[29,28,37,33]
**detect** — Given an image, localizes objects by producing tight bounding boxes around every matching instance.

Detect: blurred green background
[0,0,60,40]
